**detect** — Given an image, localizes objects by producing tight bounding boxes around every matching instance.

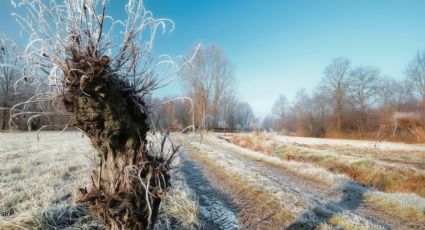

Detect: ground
[0,131,424,229]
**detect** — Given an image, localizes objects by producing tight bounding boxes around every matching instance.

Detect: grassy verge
[187,143,389,229]
[211,135,425,224]
[275,144,425,198]
[227,133,425,197]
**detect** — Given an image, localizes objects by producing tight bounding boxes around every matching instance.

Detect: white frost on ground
[273,133,425,151]
[189,135,388,229]
[0,131,96,229]
[0,131,201,229]
[205,134,425,223]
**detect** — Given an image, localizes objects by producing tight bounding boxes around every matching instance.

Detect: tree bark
[422,96,425,127]
[62,56,170,229]
[1,101,7,130]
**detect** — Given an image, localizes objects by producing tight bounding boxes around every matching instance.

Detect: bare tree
[272,94,288,131]
[406,50,425,122]
[379,78,413,113]
[0,34,22,130]
[291,89,313,136]
[158,97,177,129]
[236,102,254,131]
[221,91,238,131]
[311,87,332,137]
[174,99,193,129]
[262,114,276,131]
[322,57,351,133]
[11,0,182,229]
[181,44,234,129]
[348,66,380,133]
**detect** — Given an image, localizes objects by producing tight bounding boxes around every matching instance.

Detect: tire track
[201,135,425,229]
[179,155,240,230]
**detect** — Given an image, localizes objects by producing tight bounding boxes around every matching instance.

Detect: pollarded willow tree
[10,0,182,229]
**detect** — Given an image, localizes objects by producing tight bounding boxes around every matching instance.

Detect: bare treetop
[15,0,174,88]
[9,0,182,129]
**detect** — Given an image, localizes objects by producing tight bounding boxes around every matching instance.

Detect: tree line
[2,35,425,142]
[264,55,425,141]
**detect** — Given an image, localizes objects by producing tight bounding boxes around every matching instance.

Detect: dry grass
[157,186,200,229]
[207,134,425,224]
[275,144,425,197]
[187,146,297,229]
[324,214,383,230]
[365,192,425,223]
[156,155,201,230]
[227,132,425,197]
[228,132,274,155]
[187,139,387,229]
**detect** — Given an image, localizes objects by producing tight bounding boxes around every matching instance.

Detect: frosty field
[1,131,425,229]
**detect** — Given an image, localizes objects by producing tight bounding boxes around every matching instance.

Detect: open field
[1,131,425,229]
[0,132,200,230]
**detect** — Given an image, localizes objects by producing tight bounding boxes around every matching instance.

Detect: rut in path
[179,154,240,230]
[197,136,418,229]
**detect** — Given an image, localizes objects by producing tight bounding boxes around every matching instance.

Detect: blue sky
[1,0,425,118]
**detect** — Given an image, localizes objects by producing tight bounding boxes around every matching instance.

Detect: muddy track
[179,155,240,230]
[195,136,424,229]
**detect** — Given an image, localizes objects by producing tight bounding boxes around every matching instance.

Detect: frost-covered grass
[187,146,300,228]
[0,131,200,229]
[274,143,425,197]
[365,191,425,222]
[187,137,387,229]
[208,133,425,224]
[0,131,96,229]
[273,133,425,152]
[156,155,201,230]
[226,132,425,197]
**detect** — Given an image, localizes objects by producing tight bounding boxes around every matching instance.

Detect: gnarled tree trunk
[12,0,176,228]
[62,55,170,229]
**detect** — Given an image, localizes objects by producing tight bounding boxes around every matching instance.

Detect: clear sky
[1,0,425,118]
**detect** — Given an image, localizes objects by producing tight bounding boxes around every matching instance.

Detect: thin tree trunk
[1,101,7,130]
[337,111,342,133]
[422,96,425,127]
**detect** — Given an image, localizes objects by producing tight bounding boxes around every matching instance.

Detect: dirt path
[179,154,240,229]
[183,135,424,229]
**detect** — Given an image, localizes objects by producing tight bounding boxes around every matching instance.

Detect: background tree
[261,114,276,131]
[379,78,413,114]
[406,50,425,122]
[174,98,193,129]
[291,89,313,136]
[235,102,255,131]
[158,98,177,130]
[272,94,288,131]
[322,57,351,133]
[181,44,234,129]
[0,34,22,130]
[12,1,180,229]
[221,92,238,131]
[311,87,332,137]
[348,66,380,133]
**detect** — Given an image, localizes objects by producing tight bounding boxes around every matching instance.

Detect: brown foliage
[228,134,274,155]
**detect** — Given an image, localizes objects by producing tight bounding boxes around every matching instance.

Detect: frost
[9,0,198,131]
